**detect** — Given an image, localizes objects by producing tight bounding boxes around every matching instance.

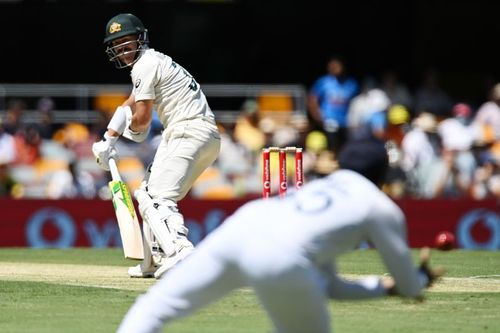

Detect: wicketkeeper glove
[92,132,118,171]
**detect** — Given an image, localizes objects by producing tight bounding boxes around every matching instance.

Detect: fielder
[116,136,443,333]
[92,13,221,279]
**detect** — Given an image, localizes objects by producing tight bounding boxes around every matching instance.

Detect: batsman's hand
[418,247,445,288]
[92,132,118,171]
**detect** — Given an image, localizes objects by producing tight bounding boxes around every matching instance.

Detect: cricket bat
[108,158,144,260]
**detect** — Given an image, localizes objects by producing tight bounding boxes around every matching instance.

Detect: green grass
[0,281,135,333]
[0,248,499,333]
[0,247,128,266]
[337,249,500,277]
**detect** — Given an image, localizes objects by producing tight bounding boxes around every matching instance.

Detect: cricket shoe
[154,240,195,279]
[128,262,159,278]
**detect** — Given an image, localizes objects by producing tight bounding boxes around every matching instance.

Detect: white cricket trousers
[116,212,331,333]
[146,119,220,201]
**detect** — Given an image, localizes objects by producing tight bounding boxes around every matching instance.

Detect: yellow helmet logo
[109,22,122,34]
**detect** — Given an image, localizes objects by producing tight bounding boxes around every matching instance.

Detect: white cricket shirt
[131,48,215,129]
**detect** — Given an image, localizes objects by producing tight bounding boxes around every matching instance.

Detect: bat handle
[108,158,122,181]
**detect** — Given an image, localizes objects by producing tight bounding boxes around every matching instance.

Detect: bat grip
[108,158,122,181]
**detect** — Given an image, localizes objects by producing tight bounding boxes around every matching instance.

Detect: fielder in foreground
[92,13,220,279]
[116,135,443,333]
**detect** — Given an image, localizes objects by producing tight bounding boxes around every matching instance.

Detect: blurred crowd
[0,59,499,200]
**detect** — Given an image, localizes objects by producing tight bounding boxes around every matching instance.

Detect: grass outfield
[0,248,499,333]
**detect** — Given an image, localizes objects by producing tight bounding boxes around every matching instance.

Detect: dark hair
[327,53,345,64]
[337,136,389,186]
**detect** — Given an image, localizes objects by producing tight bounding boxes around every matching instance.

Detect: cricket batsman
[92,13,221,279]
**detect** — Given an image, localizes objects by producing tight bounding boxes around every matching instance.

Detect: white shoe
[154,241,194,279]
[128,263,158,278]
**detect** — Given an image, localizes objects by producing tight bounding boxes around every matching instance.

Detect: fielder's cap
[337,136,389,185]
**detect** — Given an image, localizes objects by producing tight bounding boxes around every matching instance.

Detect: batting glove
[92,132,119,171]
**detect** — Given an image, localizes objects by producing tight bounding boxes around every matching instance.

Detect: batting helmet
[104,13,149,68]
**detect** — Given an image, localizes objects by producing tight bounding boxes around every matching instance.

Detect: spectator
[308,54,359,154]
[3,99,26,135]
[0,162,19,197]
[430,148,476,198]
[36,97,58,140]
[272,124,299,148]
[217,122,249,175]
[400,112,442,198]
[13,124,42,165]
[347,76,391,139]
[402,106,476,199]
[233,99,266,153]
[46,160,97,199]
[383,105,413,198]
[401,112,440,172]
[258,116,277,150]
[413,69,453,118]
[470,144,500,199]
[289,113,318,182]
[214,122,255,196]
[438,103,475,152]
[53,122,92,159]
[305,130,336,179]
[380,70,413,110]
[0,117,16,165]
[385,104,412,146]
[289,113,311,151]
[89,110,111,141]
[471,83,500,145]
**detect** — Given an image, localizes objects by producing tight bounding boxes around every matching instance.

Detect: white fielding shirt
[223,169,423,298]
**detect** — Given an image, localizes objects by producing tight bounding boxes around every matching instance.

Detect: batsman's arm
[105,93,152,143]
[106,93,135,137]
[121,99,152,143]
[129,99,153,133]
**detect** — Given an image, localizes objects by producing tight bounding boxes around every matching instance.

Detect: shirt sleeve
[310,78,324,97]
[131,57,158,102]
[321,263,386,300]
[366,201,424,298]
